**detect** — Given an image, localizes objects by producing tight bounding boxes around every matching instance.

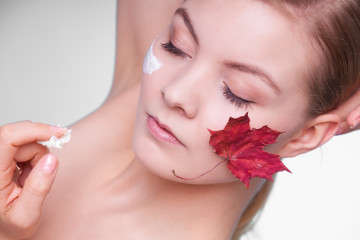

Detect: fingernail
[50,125,67,135]
[350,117,360,129]
[41,154,57,174]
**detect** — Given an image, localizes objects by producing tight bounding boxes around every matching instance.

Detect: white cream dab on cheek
[37,128,72,149]
[143,42,163,74]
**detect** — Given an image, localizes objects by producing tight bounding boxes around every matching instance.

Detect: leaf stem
[172,159,228,180]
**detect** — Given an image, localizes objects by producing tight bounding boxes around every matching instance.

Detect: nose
[161,64,210,119]
[161,82,198,119]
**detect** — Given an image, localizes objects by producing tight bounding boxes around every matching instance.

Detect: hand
[337,105,360,134]
[333,89,360,135]
[0,121,65,239]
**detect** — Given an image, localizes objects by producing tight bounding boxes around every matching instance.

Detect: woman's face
[133,0,315,184]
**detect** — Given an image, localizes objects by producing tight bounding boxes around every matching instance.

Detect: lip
[147,115,184,146]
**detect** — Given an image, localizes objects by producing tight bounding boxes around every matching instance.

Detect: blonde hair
[232,0,360,239]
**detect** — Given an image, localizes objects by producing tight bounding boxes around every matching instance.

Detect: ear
[278,114,341,158]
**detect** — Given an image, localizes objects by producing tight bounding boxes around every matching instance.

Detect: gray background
[0,1,359,239]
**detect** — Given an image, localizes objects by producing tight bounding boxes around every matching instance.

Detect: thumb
[9,154,58,232]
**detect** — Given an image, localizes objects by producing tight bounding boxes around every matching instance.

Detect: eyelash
[222,82,252,109]
[162,40,251,109]
[161,40,188,58]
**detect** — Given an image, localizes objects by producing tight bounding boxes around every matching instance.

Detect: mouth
[147,115,184,146]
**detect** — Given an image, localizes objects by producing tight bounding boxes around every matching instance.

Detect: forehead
[182,0,315,93]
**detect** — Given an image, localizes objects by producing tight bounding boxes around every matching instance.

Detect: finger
[347,104,360,130]
[7,154,58,231]
[331,89,360,121]
[336,121,360,135]
[336,105,360,135]
[0,121,65,173]
[350,123,360,131]
[14,142,49,164]
[336,120,351,135]
[1,121,66,147]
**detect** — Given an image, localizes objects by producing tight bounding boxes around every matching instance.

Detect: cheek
[143,42,164,75]
[140,47,168,103]
[258,104,308,155]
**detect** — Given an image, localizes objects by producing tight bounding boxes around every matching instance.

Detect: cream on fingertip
[50,125,68,134]
[38,128,72,149]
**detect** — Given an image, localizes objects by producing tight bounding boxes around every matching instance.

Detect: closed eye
[161,41,189,58]
[222,82,252,109]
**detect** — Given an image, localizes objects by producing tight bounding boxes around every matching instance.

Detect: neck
[104,157,262,239]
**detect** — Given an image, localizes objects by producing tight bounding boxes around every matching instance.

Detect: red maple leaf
[209,113,291,188]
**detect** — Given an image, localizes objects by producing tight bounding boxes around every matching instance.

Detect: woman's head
[133,0,360,184]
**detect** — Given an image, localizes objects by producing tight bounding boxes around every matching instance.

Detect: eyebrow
[224,61,281,94]
[174,7,279,94]
[174,8,199,44]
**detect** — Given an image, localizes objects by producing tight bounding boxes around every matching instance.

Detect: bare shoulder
[57,82,140,175]
[29,84,140,239]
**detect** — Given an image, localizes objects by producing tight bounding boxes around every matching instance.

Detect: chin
[133,140,237,185]
[131,109,238,185]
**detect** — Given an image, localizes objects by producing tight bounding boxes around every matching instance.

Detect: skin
[133,0,313,183]
[0,0,358,239]
[333,89,360,134]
